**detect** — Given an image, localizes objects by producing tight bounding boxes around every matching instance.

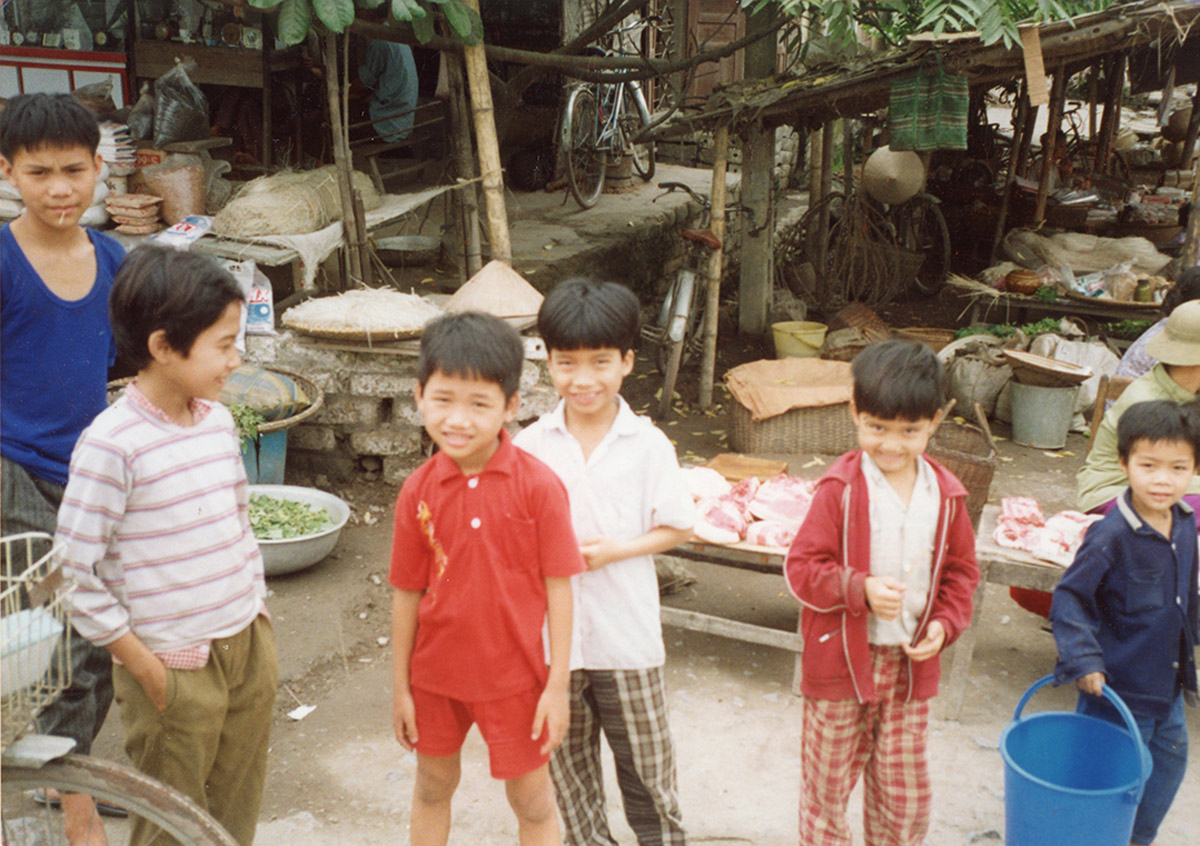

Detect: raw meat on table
[993,496,1101,567]
[749,473,816,525]
[745,520,800,549]
[681,466,733,502]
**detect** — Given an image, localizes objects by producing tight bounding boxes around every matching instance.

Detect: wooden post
[1088,64,1099,139]
[461,0,511,264]
[1015,102,1039,180]
[1179,85,1200,181]
[1182,169,1200,272]
[445,51,484,276]
[814,120,835,311]
[842,118,853,192]
[322,30,363,285]
[736,2,777,336]
[991,87,1030,262]
[353,190,373,286]
[1034,66,1067,226]
[1095,54,1126,176]
[699,124,729,410]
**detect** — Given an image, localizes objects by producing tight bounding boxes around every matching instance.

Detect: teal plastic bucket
[240,430,288,485]
[1001,675,1150,846]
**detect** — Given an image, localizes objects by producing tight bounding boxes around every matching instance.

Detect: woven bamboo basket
[895,327,956,352]
[926,414,997,530]
[729,401,857,455]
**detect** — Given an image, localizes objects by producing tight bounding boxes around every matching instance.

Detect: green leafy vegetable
[250,495,334,540]
[1034,285,1058,303]
[1101,319,1154,340]
[230,404,267,451]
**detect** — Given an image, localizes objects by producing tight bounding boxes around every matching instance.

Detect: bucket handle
[1013,675,1150,804]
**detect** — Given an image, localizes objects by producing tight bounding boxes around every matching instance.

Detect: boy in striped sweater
[55,246,277,846]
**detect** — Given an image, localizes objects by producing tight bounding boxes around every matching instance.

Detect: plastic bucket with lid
[1001,675,1150,846]
[772,321,827,358]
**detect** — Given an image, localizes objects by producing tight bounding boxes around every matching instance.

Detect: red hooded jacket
[785,450,980,703]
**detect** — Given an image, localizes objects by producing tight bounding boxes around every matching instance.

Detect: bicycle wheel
[654,268,705,375]
[623,83,655,181]
[895,195,951,296]
[2,753,237,846]
[562,87,606,209]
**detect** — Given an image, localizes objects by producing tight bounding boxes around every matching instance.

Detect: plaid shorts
[799,646,932,846]
[550,667,685,846]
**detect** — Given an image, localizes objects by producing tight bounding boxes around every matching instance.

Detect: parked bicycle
[560,20,657,209]
[642,182,756,419]
[1,532,237,846]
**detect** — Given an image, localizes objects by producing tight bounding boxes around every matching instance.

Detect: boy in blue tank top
[1,92,126,845]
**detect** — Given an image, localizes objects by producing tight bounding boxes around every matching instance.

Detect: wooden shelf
[132,40,300,89]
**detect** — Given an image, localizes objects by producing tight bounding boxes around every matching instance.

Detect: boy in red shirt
[785,340,980,845]
[390,312,586,845]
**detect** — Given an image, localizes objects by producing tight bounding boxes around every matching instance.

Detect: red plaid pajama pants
[799,645,932,846]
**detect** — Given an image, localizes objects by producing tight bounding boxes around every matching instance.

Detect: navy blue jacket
[1051,491,1199,719]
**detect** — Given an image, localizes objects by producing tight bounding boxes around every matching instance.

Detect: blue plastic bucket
[241,430,288,485]
[1001,675,1150,846]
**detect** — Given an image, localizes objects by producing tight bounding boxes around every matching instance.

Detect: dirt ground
[81,307,1200,846]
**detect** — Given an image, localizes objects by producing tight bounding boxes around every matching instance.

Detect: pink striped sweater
[55,385,266,661]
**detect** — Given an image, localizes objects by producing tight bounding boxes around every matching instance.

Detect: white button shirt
[514,397,696,669]
[860,453,940,646]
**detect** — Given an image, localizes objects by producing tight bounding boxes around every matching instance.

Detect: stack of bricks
[245,332,559,486]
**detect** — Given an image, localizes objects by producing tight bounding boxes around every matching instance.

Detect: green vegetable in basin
[249,494,334,540]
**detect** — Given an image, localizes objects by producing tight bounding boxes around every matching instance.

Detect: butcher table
[659,504,1065,721]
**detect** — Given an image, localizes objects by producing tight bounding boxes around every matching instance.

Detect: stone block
[289,424,338,452]
[349,427,422,456]
[350,372,418,398]
[391,396,423,427]
[384,454,425,486]
[318,394,384,426]
[288,450,359,483]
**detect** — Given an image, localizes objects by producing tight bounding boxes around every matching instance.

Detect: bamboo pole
[322,30,363,285]
[1088,64,1098,139]
[699,123,729,410]
[814,120,835,311]
[991,86,1030,262]
[445,51,484,276]
[1179,86,1200,184]
[1034,65,1067,226]
[1095,54,1126,176]
[461,0,511,264]
[1015,101,1039,180]
[1182,170,1200,272]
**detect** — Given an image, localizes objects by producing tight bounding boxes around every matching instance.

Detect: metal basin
[250,485,351,576]
[374,235,440,267]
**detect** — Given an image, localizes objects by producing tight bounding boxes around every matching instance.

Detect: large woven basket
[729,400,996,530]
[729,401,857,455]
[927,415,996,530]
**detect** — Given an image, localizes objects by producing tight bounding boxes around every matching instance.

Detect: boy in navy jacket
[1051,400,1200,846]
[786,340,979,846]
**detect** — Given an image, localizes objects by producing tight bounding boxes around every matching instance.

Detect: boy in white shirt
[514,278,695,846]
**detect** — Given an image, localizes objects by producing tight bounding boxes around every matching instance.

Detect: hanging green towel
[889,53,968,152]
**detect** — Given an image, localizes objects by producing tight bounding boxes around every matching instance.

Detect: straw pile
[213,166,381,237]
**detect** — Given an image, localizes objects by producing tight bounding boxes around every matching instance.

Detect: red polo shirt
[390,430,586,701]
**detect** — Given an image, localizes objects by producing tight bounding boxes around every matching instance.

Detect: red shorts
[411,686,548,780]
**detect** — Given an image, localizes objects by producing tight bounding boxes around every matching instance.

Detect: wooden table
[660,504,1067,721]
[952,280,1159,327]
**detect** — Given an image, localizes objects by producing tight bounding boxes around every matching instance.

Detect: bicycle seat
[682,229,722,250]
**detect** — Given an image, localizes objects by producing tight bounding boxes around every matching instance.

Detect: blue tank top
[1,225,125,486]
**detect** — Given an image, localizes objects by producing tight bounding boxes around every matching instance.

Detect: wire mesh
[1,532,73,748]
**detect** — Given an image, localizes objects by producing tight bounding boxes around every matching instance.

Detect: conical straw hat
[445,260,544,319]
[862,146,924,205]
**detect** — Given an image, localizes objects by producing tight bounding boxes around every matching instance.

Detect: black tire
[2,754,237,846]
[624,84,655,181]
[654,271,705,374]
[896,195,951,296]
[562,87,606,209]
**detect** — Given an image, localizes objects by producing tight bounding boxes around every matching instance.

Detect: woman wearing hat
[1112,267,1200,385]
[1012,298,1200,619]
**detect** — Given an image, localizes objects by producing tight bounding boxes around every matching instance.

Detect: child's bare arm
[106,632,168,711]
[391,588,423,749]
[533,575,573,754]
[579,525,692,570]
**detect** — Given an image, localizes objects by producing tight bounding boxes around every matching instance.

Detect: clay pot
[1005,268,1042,296]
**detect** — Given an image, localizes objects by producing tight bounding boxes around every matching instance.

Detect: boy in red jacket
[785,340,979,846]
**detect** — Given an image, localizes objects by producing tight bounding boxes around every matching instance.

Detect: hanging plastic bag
[153,62,209,148]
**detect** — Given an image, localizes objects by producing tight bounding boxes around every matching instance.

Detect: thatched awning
[655,0,1199,138]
